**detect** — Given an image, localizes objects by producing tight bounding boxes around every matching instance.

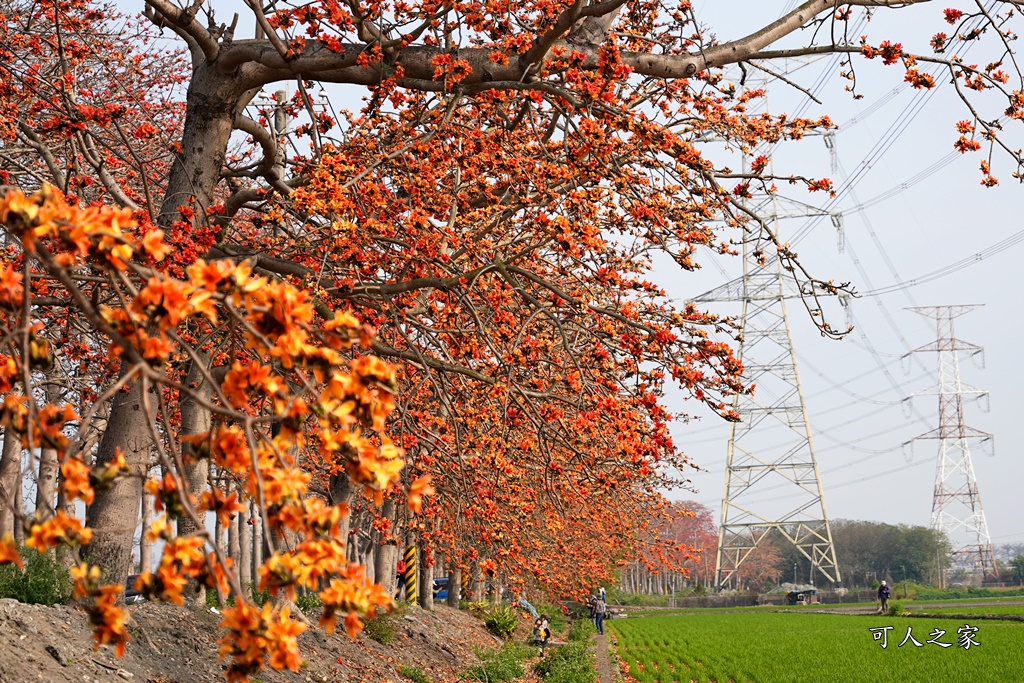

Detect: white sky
[666,2,1024,551]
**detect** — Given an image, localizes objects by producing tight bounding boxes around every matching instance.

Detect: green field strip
[609,611,1024,683]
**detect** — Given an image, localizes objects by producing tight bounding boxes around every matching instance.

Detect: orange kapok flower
[0,535,23,568]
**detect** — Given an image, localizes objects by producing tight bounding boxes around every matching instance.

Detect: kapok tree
[0,188,411,680]
[2,0,1024,679]
[0,1,196,553]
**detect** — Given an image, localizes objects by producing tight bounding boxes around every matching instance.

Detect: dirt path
[592,631,617,683]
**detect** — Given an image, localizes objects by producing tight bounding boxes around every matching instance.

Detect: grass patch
[461,643,533,682]
[533,642,594,683]
[398,665,432,683]
[363,610,397,644]
[0,546,71,605]
[917,586,1024,600]
[483,604,520,640]
[567,618,596,642]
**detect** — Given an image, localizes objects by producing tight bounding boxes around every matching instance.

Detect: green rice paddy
[908,604,1024,616]
[609,611,1024,682]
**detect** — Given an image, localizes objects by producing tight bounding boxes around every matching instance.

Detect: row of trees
[3,0,1024,680]
[623,505,954,592]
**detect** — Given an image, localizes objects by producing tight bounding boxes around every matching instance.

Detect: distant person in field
[877,581,891,614]
[588,594,598,627]
[594,595,607,635]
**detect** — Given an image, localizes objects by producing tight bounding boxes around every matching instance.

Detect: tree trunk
[84,377,151,584]
[329,473,355,558]
[239,501,252,586]
[419,545,434,610]
[55,473,76,570]
[372,499,398,595]
[0,417,21,538]
[471,561,484,602]
[375,540,399,596]
[34,383,62,522]
[12,475,24,545]
[215,495,227,556]
[228,501,240,596]
[85,64,242,581]
[358,531,375,581]
[447,567,462,607]
[252,501,263,582]
[177,356,212,606]
[140,490,153,572]
[156,66,241,231]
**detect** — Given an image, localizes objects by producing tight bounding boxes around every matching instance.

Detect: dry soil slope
[0,598,503,683]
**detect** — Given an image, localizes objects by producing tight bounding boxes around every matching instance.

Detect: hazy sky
[666,2,1023,552]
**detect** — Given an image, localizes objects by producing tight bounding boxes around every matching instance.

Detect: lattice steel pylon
[696,195,841,590]
[908,306,997,580]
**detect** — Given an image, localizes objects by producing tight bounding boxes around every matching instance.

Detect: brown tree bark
[372,499,398,595]
[328,473,354,558]
[239,501,252,586]
[447,567,462,607]
[418,544,434,610]
[0,416,20,538]
[471,561,484,602]
[140,490,153,573]
[12,476,24,545]
[251,501,263,582]
[83,63,244,580]
[34,380,62,522]
[177,356,212,606]
[228,501,241,581]
[84,376,151,584]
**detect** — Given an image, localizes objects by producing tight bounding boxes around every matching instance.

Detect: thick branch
[224,0,925,88]
[207,244,312,278]
[143,0,219,62]
[233,114,283,182]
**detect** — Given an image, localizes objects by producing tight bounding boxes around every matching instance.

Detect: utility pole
[909,306,997,581]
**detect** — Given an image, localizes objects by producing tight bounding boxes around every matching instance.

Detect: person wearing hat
[877,580,892,614]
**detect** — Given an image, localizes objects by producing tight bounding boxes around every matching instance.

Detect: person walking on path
[594,595,607,635]
[534,615,551,657]
[877,581,891,614]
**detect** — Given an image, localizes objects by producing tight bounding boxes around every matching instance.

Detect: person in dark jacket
[395,559,407,599]
[594,596,607,635]
[877,581,891,614]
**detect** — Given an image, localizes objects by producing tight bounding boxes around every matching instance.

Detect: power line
[860,227,1024,296]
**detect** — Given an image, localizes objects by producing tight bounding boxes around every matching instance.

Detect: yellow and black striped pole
[461,568,470,597]
[403,545,418,604]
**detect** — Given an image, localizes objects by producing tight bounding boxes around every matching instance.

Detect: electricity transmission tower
[697,168,842,591]
[908,306,997,580]
[687,66,842,590]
